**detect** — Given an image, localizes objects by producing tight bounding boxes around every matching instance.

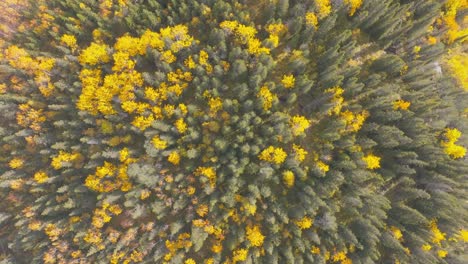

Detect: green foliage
[0,0,467,263]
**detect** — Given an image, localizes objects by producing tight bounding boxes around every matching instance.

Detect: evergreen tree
[0,0,467,263]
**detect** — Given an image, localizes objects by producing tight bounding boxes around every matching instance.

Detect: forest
[0,0,467,263]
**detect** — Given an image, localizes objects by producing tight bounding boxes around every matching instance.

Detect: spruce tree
[0,0,467,264]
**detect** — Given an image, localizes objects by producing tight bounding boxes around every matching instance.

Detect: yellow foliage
[438,250,448,258]
[326,87,345,115]
[16,104,46,131]
[220,20,270,55]
[204,258,215,264]
[458,229,468,242]
[442,0,468,43]
[344,0,363,16]
[28,220,42,231]
[152,135,167,149]
[362,154,381,169]
[393,100,411,110]
[165,233,193,262]
[9,158,24,169]
[311,246,321,254]
[257,85,276,111]
[243,202,257,215]
[236,24,257,42]
[267,34,279,47]
[184,55,196,69]
[441,128,466,159]
[247,38,270,55]
[85,176,102,192]
[175,118,188,133]
[0,0,29,38]
[220,20,238,32]
[44,223,61,241]
[112,52,136,71]
[429,220,446,245]
[92,205,112,228]
[421,244,432,251]
[295,216,313,229]
[315,0,332,19]
[168,151,180,165]
[293,144,308,162]
[185,259,196,264]
[340,110,369,132]
[331,251,348,262]
[71,250,82,259]
[195,167,217,187]
[246,225,265,247]
[33,171,48,183]
[76,68,102,115]
[178,103,188,115]
[92,29,102,41]
[317,161,330,172]
[4,46,56,96]
[305,12,319,28]
[78,43,110,65]
[427,36,438,45]
[51,151,80,170]
[390,226,403,241]
[165,26,194,53]
[4,45,33,71]
[281,74,295,88]
[259,146,288,164]
[444,142,466,158]
[199,50,209,66]
[60,34,77,51]
[445,127,462,142]
[290,115,311,136]
[119,148,130,163]
[132,114,155,131]
[108,204,122,215]
[282,170,295,188]
[446,53,468,91]
[140,29,164,51]
[187,186,196,195]
[266,23,286,35]
[84,229,102,245]
[196,204,209,217]
[95,162,115,178]
[114,35,141,56]
[266,23,286,47]
[99,0,113,17]
[232,248,248,263]
[5,4,467,262]
[208,97,223,114]
[211,242,223,253]
[161,50,176,63]
[164,104,175,117]
[139,189,151,200]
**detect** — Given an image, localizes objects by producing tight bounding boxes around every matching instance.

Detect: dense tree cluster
[0,0,467,264]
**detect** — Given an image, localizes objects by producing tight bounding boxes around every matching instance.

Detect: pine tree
[0,0,467,263]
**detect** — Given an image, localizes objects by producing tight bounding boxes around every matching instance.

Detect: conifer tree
[0,0,467,263]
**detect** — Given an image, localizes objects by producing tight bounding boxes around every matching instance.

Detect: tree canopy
[0,0,467,263]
